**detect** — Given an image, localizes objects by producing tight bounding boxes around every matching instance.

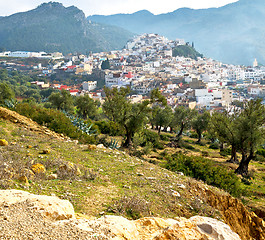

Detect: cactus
[109,139,119,149]
[4,99,17,109]
[62,111,97,136]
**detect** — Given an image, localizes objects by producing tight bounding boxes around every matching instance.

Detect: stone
[18,176,29,186]
[190,216,241,240]
[171,190,181,197]
[31,163,46,174]
[58,162,81,177]
[0,189,75,220]
[47,174,58,180]
[0,139,8,146]
[97,144,105,149]
[42,149,51,154]
[88,144,97,150]
[67,215,241,240]
[20,168,35,180]
[176,184,186,189]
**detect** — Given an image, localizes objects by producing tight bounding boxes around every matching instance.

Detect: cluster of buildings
[1,33,265,110]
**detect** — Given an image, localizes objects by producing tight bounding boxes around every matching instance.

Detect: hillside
[88,0,265,65]
[0,2,134,54]
[172,45,203,60]
[0,106,265,239]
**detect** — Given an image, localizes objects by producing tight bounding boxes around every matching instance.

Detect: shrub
[160,133,172,141]
[190,131,198,139]
[209,142,219,149]
[95,120,123,136]
[256,149,265,158]
[179,140,195,150]
[15,103,96,144]
[165,153,242,197]
[220,148,232,157]
[201,151,209,157]
[107,196,150,220]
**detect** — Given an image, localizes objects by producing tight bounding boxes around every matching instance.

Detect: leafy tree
[172,106,196,140]
[235,99,265,176]
[101,59,110,70]
[154,106,173,135]
[0,82,15,104]
[150,88,167,106]
[191,111,210,143]
[75,95,98,120]
[210,111,240,163]
[103,87,150,147]
[48,89,74,112]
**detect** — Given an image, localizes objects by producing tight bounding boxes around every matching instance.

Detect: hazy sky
[0,0,239,16]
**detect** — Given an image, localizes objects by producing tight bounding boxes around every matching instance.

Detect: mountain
[0,2,134,54]
[88,0,265,65]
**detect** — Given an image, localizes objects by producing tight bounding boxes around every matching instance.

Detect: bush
[160,133,172,141]
[190,131,198,139]
[95,120,123,136]
[165,153,242,197]
[220,148,231,157]
[141,130,163,149]
[179,140,195,150]
[15,103,96,144]
[256,149,265,158]
[209,142,219,149]
[107,196,150,220]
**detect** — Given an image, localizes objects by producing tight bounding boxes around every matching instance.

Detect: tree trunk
[123,127,133,148]
[227,144,239,164]
[177,123,184,140]
[235,149,253,176]
[220,143,224,151]
[158,126,161,136]
[197,131,201,143]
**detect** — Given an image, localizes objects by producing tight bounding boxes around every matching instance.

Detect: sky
[0,0,239,16]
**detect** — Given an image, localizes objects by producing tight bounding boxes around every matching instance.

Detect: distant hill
[88,0,265,65]
[0,2,134,54]
[173,45,203,60]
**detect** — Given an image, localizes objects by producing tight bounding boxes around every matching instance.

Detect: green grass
[0,120,222,220]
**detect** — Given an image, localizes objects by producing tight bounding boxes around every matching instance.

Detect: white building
[82,81,97,91]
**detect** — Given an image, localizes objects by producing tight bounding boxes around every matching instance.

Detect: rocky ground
[0,190,241,240]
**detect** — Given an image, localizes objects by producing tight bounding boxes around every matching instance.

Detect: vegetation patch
[165,153,243,197]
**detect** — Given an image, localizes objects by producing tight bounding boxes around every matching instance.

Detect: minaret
[253,58,258,67]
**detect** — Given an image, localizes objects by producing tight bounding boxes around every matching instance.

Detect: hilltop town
[1,33,264,109]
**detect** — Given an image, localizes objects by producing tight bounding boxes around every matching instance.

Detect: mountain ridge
[88,0,265,65]
[0,2,134,54]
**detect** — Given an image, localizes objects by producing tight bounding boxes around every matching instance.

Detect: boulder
[0,189,75,220]
[68,215,241,240]
[58,162,81,178]
[20,168,35,180]
[190,216,241,240]
[88,144,97,150]
[18,176,29,186]
[42,149,51,154]
[47,174,58,180]
[0,139,8,146]
[31,163,46,174]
